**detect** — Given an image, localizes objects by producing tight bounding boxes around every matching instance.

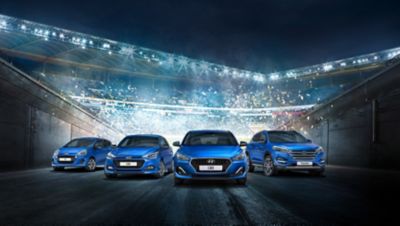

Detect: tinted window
[64,138,95,148]
[119,136,160,147]
[268,131,308,143]
[160,138,169,148]
[182,132,238,146]
[252,132,266,143]
[103,140,112,147]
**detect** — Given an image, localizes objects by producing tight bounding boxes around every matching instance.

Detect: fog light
[146,165,155,170]
[176,166,187,175]
[107,166,114,170]
[276,157,287,164]
[235,167,244,176]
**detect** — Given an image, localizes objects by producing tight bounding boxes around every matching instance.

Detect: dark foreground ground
[0,166,399,225]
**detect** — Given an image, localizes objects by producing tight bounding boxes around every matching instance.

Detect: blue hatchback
[173,130,248,185]
[52,137,112,171]
[104,135,174,178]
[246,130,325,176]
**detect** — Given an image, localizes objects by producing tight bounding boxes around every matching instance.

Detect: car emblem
[126,156,133,159]
[207,159,215,164]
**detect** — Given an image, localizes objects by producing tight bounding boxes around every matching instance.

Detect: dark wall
[281,62,400,170]
[0,59,123,171]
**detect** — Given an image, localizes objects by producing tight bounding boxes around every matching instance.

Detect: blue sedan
[173,130,248,185]
[52,137,112,171]
[104,135,174,178]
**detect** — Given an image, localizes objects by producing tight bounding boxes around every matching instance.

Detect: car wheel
[263,156,277,176]
[53,167,64,171]
[155,161,166,178]
[174,176,184,185]
[236,178,247,185]
[85,158,96,172]
[105,174,117,179]
[246,155,255,172]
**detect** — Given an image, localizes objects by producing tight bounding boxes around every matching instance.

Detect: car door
[247,133,261,164]
[256,132,267,161]
[159,138,173,168]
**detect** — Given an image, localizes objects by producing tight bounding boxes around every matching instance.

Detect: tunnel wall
[281,62,400,170]
[0,59,123,171]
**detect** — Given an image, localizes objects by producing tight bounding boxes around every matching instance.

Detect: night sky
[1,0,400,73]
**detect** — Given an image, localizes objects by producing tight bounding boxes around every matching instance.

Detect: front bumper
[273,152,326,171]
[104,157,161,175]
[51,156,88,168]
[174,158,247,180]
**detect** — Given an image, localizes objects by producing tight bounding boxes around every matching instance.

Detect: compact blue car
[173,130,248,185]
[246,130,325,176]
[52,137,112,171]
[104,135,174,178]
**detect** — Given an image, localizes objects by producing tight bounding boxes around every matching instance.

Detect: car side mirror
[173,141,181,147]
[111,144,117,149]
[307,139,312,143]
[240,141,247,147]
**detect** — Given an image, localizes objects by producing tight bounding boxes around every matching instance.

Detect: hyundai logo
[126,156,133,159]
[207,159,215,164]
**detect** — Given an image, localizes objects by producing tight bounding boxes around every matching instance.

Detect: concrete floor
[0,166,398,225]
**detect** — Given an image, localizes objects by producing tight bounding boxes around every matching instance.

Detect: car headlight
[176,152,189,161]
[53,149,59,157]
[144,151,159,159]
[272,146,291,153]
[232,151,246,161]
[107,152,116,159]
[76,149,87,157]
[315,147,324,154]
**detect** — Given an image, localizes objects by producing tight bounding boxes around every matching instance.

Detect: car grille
[114,160,145,168]
[290,151,317,160]
[191,158,231,172]
[57,156,75,163]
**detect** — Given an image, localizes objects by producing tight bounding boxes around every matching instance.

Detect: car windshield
[182,132,238,146]
[64,138,95,148]
[118,136,159,147]
[268,131,308,143]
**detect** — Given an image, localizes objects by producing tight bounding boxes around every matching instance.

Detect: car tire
[105,174,117,179]
[155,161,166,178]
[174,176,184,185]
[53,167,64,171]
[236,178,247,185]
[263,156,277,176]
[246,154,255,172]
[85,158,96,172]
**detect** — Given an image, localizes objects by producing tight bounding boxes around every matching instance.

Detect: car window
[103,140,112,147]
[268,131,308,143]
[119,136,160,147]
[94,140,105,149]
[182,132,238,146]
[160,138,169,148]
[64,138,95,148]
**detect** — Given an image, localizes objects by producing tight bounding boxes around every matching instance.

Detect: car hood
[59,147,87,155]
[271,143,319,151]
[178,145,242,158]
[113,146,159,157]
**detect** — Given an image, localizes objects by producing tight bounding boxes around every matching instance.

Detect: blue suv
[246,130,325,176]
[52,137,112,171]
[173,130,248,185]
[104,135,174,178]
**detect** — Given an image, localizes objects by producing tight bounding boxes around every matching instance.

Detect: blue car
[246,130,325,176]
[173,130,248,185]
[104,135,174,178]
[52,137,112,171]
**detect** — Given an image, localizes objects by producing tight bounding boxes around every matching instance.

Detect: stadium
[1,13,399,141]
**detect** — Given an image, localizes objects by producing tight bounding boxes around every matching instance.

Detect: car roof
[124,134,164,138]
[187,130,232,134]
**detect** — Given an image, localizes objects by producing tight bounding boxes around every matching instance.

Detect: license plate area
[199,165,223,171]
[296,161,313,166]
[119,161,138,167]
[58,157,72,162]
